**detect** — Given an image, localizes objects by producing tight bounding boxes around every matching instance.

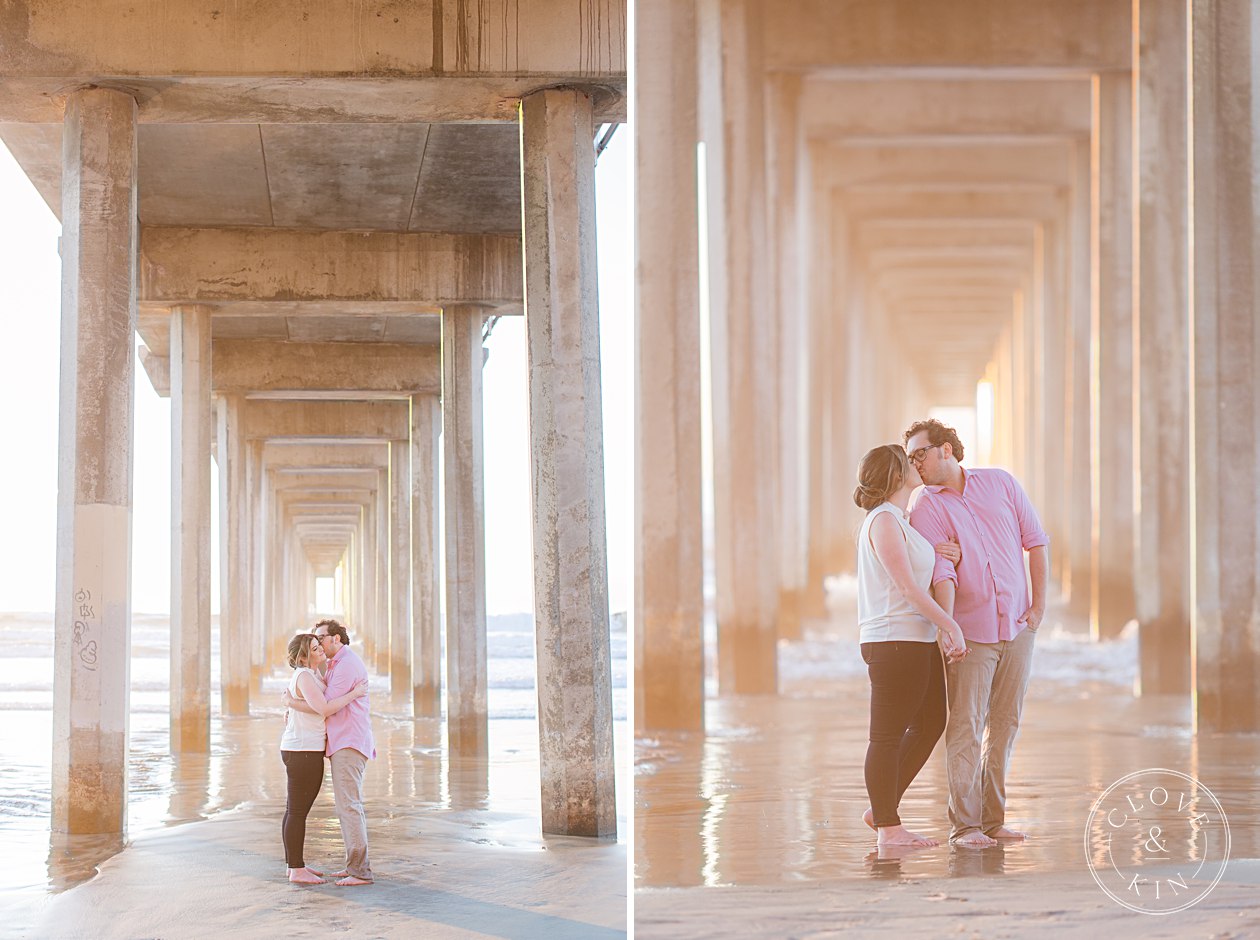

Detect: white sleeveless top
[857,502,937,643]
[281,667,328,751]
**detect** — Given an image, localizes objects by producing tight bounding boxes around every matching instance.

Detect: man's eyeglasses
[908,443,943,464]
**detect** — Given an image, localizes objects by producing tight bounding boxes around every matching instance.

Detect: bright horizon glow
[0,126,631,617]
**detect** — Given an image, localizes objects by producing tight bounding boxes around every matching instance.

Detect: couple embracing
[854,419,1049,849]
[279,619,377,884]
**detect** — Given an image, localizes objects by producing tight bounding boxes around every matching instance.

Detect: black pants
[281,750,325,868]
[861,640,947,828]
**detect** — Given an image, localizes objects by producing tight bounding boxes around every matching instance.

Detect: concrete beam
[138,227,523,313]
[240,401,409,442]
[803,79,1092,139]
[262,442,390,472]
[761,0,1129,72]
[212,340,439,395]
[0,1,626,122]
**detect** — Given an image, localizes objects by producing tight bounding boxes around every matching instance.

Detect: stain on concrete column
[634,0,705,734]
[1189,0,1260,733]
[520,88,616,837]
[1134,0,1191,696]
[216,394,250,715]
[52,86,138,835]
[1089,72,1137,640]
[410,393,442,718]
[388,438,412,701]
[442,305,488,757]
[170,303,213,752]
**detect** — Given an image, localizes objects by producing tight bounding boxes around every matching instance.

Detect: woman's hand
[348,677,369,699]
[935,536,962,566]
[939,622,969,665]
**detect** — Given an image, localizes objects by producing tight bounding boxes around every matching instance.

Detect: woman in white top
[282,633,367,885]
[854,444,967,849]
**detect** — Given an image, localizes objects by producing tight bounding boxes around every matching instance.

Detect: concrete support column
[363,491,379,667]
[634,0,704,733]
[442,305,488,756]
[520,87,616,837]
[388,438,412,701]
[52,87,138,834]
[170,303,213,752]
[802,167,835,618]
[266,471,286,668]
[1090,72,1137,639]
[1039,217,1068,589]
[703,0,779,695]
[768,73,807,643]
[410,393,442,718]
[247,441,265,689]
[1189,0,1260,732]
[216,394,249,715]
[1134,0,1192,695]
[1064,141,1093,615]
[374,472,390,673]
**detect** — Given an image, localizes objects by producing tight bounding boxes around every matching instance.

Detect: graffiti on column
[73,588,98,670]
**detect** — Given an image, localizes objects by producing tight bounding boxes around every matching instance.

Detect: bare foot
[336,875,373,886]
[329,869,349,878]
[876,824,938,847]
[862,808,876,831]
[288,868,324,885]
[289,865,325,876]
[987,826,1028,840]
[953,830,998,847]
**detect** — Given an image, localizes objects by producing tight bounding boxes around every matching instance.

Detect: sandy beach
[635,591,1260,937]
[0,613,628,939]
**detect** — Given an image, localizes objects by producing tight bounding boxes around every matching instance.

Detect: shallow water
[0,611,629,921]
[636,601,1260,888]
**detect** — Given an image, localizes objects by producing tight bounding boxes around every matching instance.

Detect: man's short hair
[904,418,965,463]
[315,618,350,646]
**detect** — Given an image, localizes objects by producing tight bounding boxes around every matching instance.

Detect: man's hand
[1018,605,1045,632]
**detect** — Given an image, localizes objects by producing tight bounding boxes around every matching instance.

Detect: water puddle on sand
[0,613,629,924]
[636,620,1260,888]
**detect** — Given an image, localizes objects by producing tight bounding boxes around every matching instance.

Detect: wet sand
[635,592,1260,936]
[0,614,628,939]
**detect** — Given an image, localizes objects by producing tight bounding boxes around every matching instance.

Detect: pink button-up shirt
[324,645,376,760]
[908,467,1048,644]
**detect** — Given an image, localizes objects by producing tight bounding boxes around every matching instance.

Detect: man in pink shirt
[905,419,1049,847]
[312,619,376,884]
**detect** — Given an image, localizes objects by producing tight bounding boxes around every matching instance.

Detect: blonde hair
[853,444,911,511]
[287,633,319,669]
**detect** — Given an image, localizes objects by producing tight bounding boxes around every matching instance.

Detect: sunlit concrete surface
[0,612,629,938]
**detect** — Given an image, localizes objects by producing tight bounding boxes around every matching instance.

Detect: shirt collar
[923,467,969,496]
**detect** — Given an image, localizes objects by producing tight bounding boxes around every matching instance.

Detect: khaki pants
[330,748,373,880]
[945,625,1036,840]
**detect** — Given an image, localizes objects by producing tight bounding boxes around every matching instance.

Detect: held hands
[935,536,962,566]
[938,622,970,665]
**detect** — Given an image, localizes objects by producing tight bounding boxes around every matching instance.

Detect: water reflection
[635,685,1260,887]
[45,832,127,892]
